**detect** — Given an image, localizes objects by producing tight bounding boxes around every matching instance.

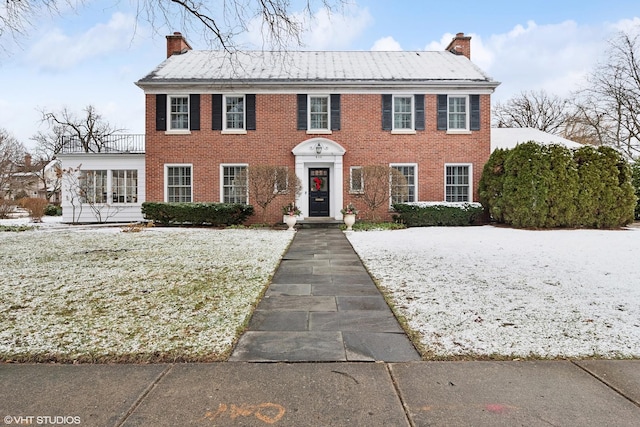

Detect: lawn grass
[0,227,293,363]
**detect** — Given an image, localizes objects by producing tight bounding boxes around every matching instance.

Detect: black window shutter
[330,94,341,131]
[189,94,200,130]
[212,94,222,130]
[437,95,448,130]
[382,94,392,130]
[297,94,307,130]
[470,95,480,130]
[414,94,425,130]
[156,94,167,131]
[246,94,256,130]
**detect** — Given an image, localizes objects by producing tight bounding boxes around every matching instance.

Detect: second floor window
[394,96,413,130]
[448,96,468,130]
[169,96,189,130]
[309,96,329,130]
[225,95,245,130]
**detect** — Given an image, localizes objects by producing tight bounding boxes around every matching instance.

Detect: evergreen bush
[392,202,483,226]
[479,141,636,229]
[478,148,508,223]
[141,202,254,226]
[632,161,640,220]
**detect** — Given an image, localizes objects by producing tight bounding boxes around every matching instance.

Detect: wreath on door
[313,177,323,191]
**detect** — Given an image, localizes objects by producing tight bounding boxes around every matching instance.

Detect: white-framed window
[165,164,192,202]
[224,95,245,130]
[79,170,107,204]
[390,164,416,204]
[393,95,413,130]
[274,166,290,195]
[112,170,138,204]
[445,164,471,202]
[448,95,468,130]
[308,95,330,130]
[350,166,363,193]
[169,96,189,130]
[222,164,248,204]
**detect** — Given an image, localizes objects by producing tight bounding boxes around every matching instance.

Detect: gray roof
[137,50,499,91]
[491,127,583,152]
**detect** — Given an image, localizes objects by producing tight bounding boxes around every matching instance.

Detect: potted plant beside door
[341,203,359,231]
[282,202,301,230]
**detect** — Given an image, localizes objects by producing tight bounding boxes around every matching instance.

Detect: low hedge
[141,202,254,226]
[392,202,484,227]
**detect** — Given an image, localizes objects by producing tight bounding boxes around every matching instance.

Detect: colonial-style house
[60,31,499,223]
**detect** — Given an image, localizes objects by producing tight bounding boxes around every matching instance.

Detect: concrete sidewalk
[2,360,639,426]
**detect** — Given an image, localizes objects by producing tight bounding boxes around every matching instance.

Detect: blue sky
[1,0,639,151]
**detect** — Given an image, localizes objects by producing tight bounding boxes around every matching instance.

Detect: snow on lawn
[0,219,293,362]
[347,226,640,359]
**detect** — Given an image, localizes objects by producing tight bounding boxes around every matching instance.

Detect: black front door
[309,168,329,217]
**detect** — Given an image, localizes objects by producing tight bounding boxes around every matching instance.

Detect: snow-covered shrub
[141,202,254,226]
[392,202,483,226]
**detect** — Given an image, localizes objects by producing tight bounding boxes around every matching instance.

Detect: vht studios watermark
[3,415,81,425]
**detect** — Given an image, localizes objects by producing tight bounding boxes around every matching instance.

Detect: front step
[297,218,343,229]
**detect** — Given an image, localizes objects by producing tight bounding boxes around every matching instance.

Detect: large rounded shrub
[480,141,636,229]
[478,148,508,223]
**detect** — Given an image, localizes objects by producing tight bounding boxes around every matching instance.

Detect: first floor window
[274,166,290,194]
[225,95,245,129]
[448,96,468,130]
[79,170,107,203]
[112,170,138,204]
[446,165,470,202]
[394,96,413,130]
[309,95,329,130]
[350,166,363,193]
[167,166,192,202]
[170,96,189,130]
[391,165,416,204]
[223,165,248,204]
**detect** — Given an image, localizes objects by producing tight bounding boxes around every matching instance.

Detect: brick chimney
[24,154,32,167]
[166,32,192,58]
[445,32,471,59]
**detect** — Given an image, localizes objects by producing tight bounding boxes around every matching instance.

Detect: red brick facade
[144,92,492,222]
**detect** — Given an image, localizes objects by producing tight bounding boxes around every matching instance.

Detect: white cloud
[371,36,402,51]
[421,20,638,104]
[27,12,142,70]
[300,6,373,49]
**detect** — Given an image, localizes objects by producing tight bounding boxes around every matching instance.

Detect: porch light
[315,143,322,155]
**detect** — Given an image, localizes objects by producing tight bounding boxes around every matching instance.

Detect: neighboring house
[60,32,499,223]
[2,155,61,204]
[491,127,583,152]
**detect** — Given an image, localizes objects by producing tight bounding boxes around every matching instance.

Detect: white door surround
[291,137,346,219]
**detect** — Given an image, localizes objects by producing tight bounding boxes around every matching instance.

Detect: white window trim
[166,95,191,135]
[446,94,470,134]
[307,94,331,134]
[111,169,139,205]
[222,94,247,134]
[164,163,193,203]
[444,163,473,202]
[391,95,415,134]
[220,163,249,204]
[390,163,418,205]
[349,166,364,194]
[80,170,108,205]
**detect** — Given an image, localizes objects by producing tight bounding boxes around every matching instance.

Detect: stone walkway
[230,228,421,362]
